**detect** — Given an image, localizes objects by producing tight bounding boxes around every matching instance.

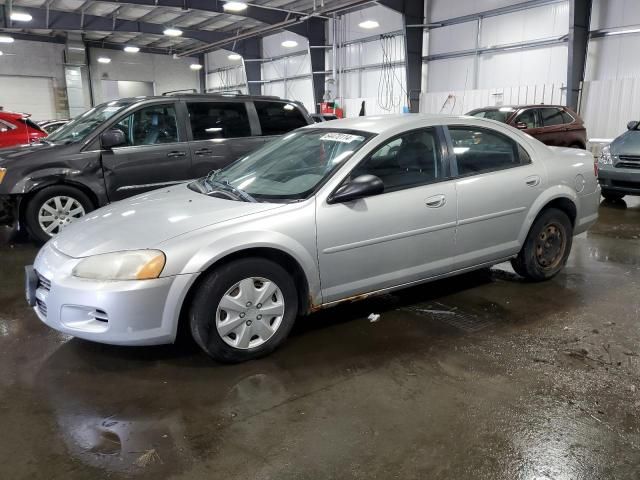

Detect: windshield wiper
[204,175,258,203]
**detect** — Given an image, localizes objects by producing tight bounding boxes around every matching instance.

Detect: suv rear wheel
[24,185,93,244]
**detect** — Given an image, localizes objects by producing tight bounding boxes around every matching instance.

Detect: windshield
[468,108,515,124]
[199,129,373,201]
[47,100,135,144]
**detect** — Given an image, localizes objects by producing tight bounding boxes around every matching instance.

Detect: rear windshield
[468,108,515,124]
[20,118,46,133]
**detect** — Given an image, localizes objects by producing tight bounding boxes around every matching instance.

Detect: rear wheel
[511,208,573,281]
[602,190,625,201]
[24,185,93,244]
[189,258,298,363]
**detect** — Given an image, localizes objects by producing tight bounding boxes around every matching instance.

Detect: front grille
[616,162,640,169]
[91,309,109,323]
[36,298,47,318]
[619,155,640,162]
[612,179,640,190]
[37,273,51,292]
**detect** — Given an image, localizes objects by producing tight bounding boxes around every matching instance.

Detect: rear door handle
[194,149,212,156]
[167,151,187,158]
[525,175,541,187]
[425,194,446,208]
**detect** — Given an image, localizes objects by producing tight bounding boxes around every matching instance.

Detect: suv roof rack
[162,89,198,96]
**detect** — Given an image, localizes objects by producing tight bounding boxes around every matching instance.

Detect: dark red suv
[466,105,587,149]
[0,110,47,148]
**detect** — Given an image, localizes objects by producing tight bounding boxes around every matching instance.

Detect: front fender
[517,185,578,245]
[9,168,108,206]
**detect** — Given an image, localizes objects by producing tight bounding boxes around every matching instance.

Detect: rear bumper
[0,194,19,226]
[598,168,640,195]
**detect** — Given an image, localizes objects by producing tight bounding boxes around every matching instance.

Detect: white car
[26,114,600,362]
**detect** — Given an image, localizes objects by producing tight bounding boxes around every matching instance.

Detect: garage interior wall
[206,50,248,94]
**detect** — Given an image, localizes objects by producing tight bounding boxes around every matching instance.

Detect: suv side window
[560,110,575,124]
[114,104,179,146]
[255,101,308,136]
[187,101,251,140]
[449,127,528,176]
[351,128,442,192]
[0,119,17,132]
[514,109,539,128]
[540,107,566,127]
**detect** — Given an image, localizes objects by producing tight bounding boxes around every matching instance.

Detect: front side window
[113,104,179,146]
[449,127,527,176]
[514,109,539,129]
[195,129,372,201]
[540,108,565,127]
[187,102,251,140]
[255,101,308,136]
[351,129,442,192]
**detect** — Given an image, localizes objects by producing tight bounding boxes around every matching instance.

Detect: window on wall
[113,103,179,146]
[187,102,251,140]
[254,101,308,136]
[351,129,442,191]
[449,127,528,176]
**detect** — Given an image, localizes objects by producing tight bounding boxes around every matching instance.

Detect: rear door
[537,107,569,146]
[254,100,310,144]
[101,101,192,201]
[186,100,263,178]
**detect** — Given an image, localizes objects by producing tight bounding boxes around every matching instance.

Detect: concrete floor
[1,198,639,480]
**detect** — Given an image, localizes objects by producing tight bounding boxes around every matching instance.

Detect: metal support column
[306,17,328,113]
[198,53,207,93]
[238,38,262,96]
[403,0,425,113]
[567,0,592,110]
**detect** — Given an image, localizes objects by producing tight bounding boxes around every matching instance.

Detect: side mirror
[627,121,639,131]
[515,122,528,130]
[101,129,126,149]
[328,174,384,204]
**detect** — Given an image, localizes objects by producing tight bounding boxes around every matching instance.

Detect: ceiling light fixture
[124,45,140,53]
[97,56,111,64]
[163,27,183,37]
[358,20,380,29]
[10,12,33,22]
[0,35,15,44]
[223,2,248,12]
[228,53,242,60]
[281,40,298,48]
[190,63,203,70]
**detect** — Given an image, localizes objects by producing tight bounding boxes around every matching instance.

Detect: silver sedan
[27,114,600,362]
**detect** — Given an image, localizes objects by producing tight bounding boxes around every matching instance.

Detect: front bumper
[598,167,640,196]
[29,243,197,346]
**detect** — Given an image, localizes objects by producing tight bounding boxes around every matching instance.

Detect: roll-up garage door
[0,76,56,121]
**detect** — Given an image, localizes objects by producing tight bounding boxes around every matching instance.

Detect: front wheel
[24,185,94,244]
[511,208,573,281]
[190,258,298,363]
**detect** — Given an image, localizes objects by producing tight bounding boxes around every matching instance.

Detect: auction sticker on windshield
[320,133,365,144]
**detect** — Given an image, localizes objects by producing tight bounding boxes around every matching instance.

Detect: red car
[0,110,47,148]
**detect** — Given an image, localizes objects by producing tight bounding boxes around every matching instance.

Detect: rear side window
[0,119,17,132]
[255,101,308,136]
[449,127,527,176]
[188,102,251,140]
[560,111,575,124]
[540,108,565,127]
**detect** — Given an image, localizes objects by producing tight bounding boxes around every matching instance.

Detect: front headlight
[72,250,166,280]
[598,145,613,165]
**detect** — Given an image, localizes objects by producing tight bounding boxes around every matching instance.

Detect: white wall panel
[580,78,640,139]
[427,56,476,92]
[429,22,478,55]
[586,33,640,81]
[0,76,56,120]
[591,0,640,29]
[428,0,531,22]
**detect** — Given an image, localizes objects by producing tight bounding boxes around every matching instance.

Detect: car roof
[470,104,567,111]
[304,113,467,134]
[116,93,296,103]
[0,110,27,119]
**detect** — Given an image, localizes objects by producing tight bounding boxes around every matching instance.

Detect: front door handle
[425,194,446,208]
[525,175,541,187]
[167,151,187,158]
[194,149,212,156]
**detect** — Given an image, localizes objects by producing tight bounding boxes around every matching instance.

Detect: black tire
[569,142,585,149]
[189,257,298,363]
[602,190,625,201]
[511,208,573,282]
[24,185,94,245]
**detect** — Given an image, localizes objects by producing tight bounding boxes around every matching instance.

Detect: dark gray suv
[0,93,312,243]
[598,120,640,201]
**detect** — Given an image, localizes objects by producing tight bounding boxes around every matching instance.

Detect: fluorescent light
[228,53,242,60]
[358,20,379,29]
[223,2,248,12]
[163,27,183,37]
[605,28,640,36]
[97,56,111,64]
[0,51,3,56]
[190,63,203,70]
[281,40,298,48]
[124,45,140,53]
[10,12,32,22]
[0,35,14,44]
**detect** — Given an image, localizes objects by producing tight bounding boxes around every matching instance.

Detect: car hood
[51,183,285,258]
[609,130,640,156]
[0,142,62,163]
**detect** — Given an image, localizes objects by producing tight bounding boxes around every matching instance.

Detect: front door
[102,102,191,201]
[185,101,265,178]
[316,128,457,303]
[447,125,545,269]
